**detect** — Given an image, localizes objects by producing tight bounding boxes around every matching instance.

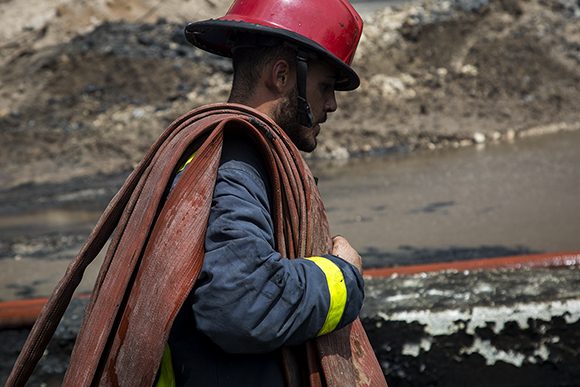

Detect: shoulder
[219,131,271,193]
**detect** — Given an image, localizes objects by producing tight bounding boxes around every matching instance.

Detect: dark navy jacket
[168,132,364,386]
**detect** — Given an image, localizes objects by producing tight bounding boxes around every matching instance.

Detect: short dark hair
[229,43,297,102]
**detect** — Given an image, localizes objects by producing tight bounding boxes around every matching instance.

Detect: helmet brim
[185,19,360,91]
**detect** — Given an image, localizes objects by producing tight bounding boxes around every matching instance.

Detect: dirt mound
[0,0,230,49]
[0,0,579,188]
[0,20,233,187]
[324,0,580,154]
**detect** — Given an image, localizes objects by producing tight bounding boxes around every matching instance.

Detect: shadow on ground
[361,245,541,268]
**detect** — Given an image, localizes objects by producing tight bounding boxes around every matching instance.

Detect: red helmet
[185,0,363,91]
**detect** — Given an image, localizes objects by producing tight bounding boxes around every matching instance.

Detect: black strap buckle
[296,54,314,128]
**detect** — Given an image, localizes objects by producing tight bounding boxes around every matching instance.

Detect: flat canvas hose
[7,103,387,387]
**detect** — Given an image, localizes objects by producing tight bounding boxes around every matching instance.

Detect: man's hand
[332,236,362,274]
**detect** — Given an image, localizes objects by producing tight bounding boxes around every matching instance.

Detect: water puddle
[1,131,579,299]
[313,130,580,267]
[0,209,100,237]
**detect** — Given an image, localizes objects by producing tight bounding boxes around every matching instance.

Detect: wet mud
[1,0,579,384]
[362,266,580,386]
[2,267,579,386]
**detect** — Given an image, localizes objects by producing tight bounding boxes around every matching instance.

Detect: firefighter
[160,0,368,385]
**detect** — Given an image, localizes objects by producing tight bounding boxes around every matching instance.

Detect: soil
[0,0,579,189]
[0,0,579,383]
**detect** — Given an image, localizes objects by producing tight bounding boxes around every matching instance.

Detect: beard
[273,88,317,152]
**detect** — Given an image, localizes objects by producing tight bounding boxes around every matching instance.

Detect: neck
[228,90,280,121]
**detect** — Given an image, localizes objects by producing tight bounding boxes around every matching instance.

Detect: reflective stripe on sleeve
[305,256,347,336]
[156,344,176,387]
[177,152,197,173]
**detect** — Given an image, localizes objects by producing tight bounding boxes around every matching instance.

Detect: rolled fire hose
[7,103,387,387]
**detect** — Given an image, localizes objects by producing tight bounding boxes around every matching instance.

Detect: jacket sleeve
[191,157,364,354]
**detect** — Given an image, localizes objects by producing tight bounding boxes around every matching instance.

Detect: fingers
[331,235,362,273]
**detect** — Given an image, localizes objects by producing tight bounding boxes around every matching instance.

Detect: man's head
[184,0,363,151]
[229,44,338,152]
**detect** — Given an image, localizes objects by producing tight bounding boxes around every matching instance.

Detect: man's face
[274,61,338,152]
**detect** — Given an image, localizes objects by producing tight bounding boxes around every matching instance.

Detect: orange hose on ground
[363,250,580,278]
[0,298,48,329]
[1,251,578,329]
[0,294,90,330]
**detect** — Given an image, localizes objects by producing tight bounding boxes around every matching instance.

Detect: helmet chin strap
[296,53,314,128]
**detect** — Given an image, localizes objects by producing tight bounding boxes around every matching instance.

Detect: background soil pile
[0,0,579,189]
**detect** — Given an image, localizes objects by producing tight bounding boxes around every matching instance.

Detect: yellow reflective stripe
[306,256,347,336]
[177,152,196,173]
[156,344,176,387]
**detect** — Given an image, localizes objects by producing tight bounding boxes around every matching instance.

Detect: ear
[266,59,292,95]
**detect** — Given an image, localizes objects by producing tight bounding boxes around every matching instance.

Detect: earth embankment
[0,0,578,189]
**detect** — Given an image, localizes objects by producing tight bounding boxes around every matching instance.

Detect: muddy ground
[2,266,579,386]
[0,0,579,189]
[1,0,579,384]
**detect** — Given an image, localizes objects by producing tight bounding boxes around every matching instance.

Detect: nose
[326,90,338,113]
